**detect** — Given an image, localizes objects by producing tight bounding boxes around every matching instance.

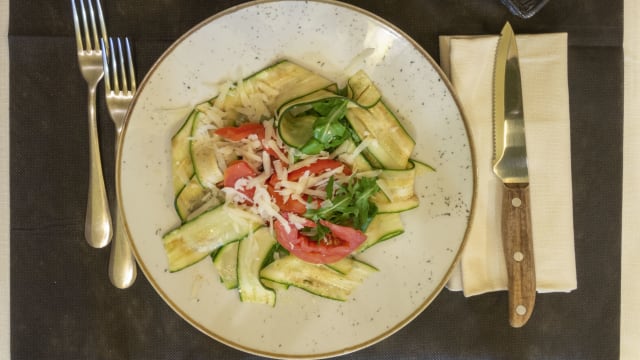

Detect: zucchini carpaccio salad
[164,60,432,306]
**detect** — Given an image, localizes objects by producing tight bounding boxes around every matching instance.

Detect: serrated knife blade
[493,22,536,328]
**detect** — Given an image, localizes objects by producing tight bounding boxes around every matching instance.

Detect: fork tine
[116,38,128,93]
[109,38,119,93]
[71,0,83,52]
[95,0,108,54]
[78,0,91,52]
[125,38,137,94]
[73,0,107,53]
[100,38,111,93]
[86,0,99,51]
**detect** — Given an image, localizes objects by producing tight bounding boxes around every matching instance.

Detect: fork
[72,0,112,249]
[101,37,138,289]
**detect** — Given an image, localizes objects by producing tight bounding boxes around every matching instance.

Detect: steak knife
[493,22,536,328]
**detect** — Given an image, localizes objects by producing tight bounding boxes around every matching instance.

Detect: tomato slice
[268,159,349,188]
[264,146,282,159]
[287,159,350,182]
[223,160,257,202]
[223,160,256,188]
[267,159,349,189]
[266,159,348,216]
[267,186,307,215]
[274,216,366,264]
[214,123,265,141]
[319,220,366,246]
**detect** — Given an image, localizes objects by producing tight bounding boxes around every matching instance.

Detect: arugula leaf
[312,98,343,115]
[300,98,350,154]
[325,175,335,199]
[305,175,379,231]
[299,138,324,155]
[352,177,379,229]
[301,223,331,242]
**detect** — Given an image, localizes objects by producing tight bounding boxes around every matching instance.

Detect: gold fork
[71,0,112,248]
[101,37,137,289]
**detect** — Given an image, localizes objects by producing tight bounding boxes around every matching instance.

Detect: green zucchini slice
[260,255,376,301]
[237,227,277,306]
[345,102,415,170]
[212,241,239,289]
[358,213,405,252]
[346,70,381,108]
[174,175,223,222]
[376,162,417,202]
[373,195,420,214]
[162,204,263,272]
[276,89,344,149]
[171,110,198,194]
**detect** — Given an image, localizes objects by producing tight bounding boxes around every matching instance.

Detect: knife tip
[501,21,514,36]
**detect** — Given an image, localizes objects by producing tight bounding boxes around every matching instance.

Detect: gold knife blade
[493,22,536,328]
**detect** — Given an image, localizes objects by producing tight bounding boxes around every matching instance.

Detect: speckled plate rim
[117,0,477,358]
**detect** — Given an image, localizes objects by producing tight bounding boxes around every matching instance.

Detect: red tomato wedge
[267,186,307,215]
[223,160,257,188]
[274,217,367,264]
[287,159,350,182]
[223,160,257,202]
[319,220,366,246]
[267,159,350,188]
[214,123,265,141]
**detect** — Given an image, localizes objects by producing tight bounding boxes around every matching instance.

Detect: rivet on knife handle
[501,183,535,327]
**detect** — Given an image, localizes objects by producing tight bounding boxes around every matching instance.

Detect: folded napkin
[439,33,577,296]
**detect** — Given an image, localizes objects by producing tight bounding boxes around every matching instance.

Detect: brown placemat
[9,0,622,358]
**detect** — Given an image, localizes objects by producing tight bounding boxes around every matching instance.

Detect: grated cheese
[265,139,289,164]
[263,119,276,141]
[247,152,273,188]
[273,160,287,182]
[221,185,252,205]
[211,140,228,172]
[287,213,311,230]
[196,103,227,129]
[287,155,322,173]
[349,137,372,160]
[302,188,326,198]
[260,151,272,178]
[213,80,233,110]
[237,77,250,109]
[250,186,291,233]
[274,165,345,200]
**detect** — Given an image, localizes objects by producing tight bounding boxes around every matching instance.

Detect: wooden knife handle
[501,183,536,327]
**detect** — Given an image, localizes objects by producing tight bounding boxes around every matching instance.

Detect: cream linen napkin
[439,33,577,296]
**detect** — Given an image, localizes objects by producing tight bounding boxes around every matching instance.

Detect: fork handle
[109,207,137,288]
[85,85,113,248]
[109,130,137,288]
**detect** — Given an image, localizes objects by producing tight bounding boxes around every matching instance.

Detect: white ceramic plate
[118,1,474,358]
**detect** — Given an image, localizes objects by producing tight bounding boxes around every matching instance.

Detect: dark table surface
[9,0,623,359]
